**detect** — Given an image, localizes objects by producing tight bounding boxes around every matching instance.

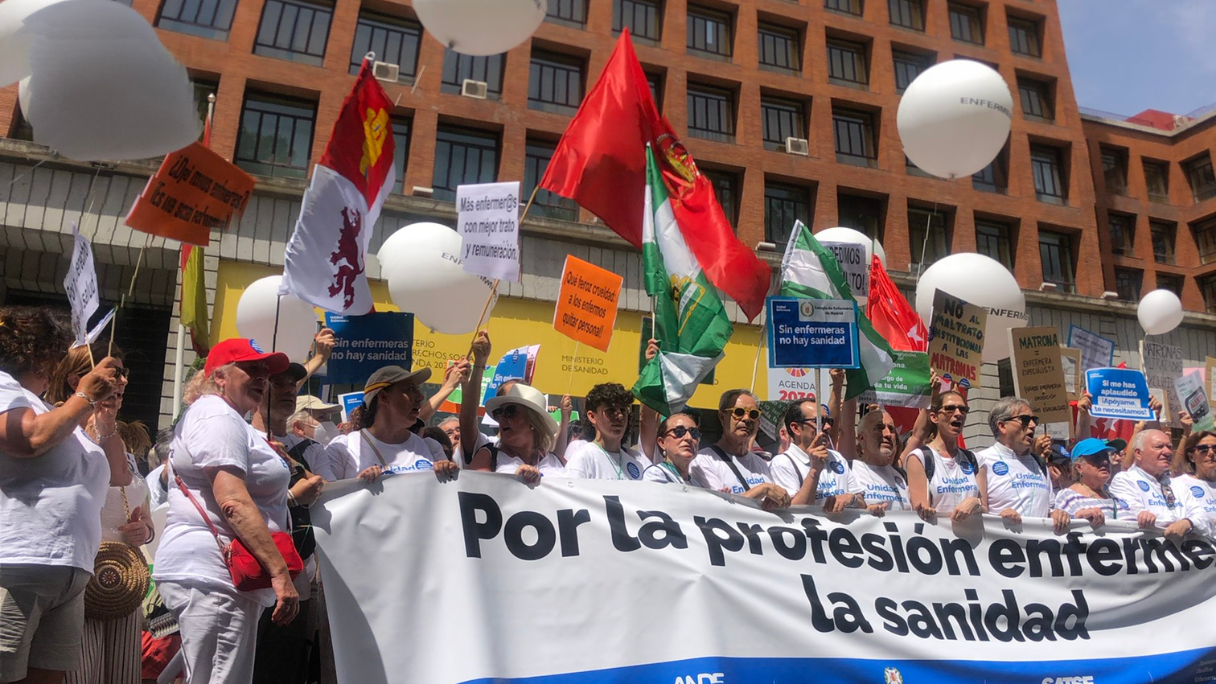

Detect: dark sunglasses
[491,404,521,421]
[1190,444,1216,457]
[664,426,702,441]
[795,417,834,429]
[114,367,130,378]
[731,408,761,421]
[938,404,969,415]
[1005,415,1039,428]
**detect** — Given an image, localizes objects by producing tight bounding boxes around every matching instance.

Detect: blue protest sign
[338,391,365,422]
[766,297,859,369]
[324,312,414,384]
[1085,367,1154,421]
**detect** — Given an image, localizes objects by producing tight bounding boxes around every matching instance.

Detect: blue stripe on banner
[458,648,1216,684]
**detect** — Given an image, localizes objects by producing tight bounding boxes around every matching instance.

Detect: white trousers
[157,580,262,684]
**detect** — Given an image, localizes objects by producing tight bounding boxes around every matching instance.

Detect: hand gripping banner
[312,472,1216,684]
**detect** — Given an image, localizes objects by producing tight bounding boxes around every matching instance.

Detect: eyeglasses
[663,426,702,441]
[938,404,969,415]
[795,417,834,429]
[1005,415,1039,428]
[1190,444,1216,460]
[491,404,521,421]
[115,367,130,378]
[731,408,761,421]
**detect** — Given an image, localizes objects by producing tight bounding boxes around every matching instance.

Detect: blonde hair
[522,405,556,455]
[183,362,235,405]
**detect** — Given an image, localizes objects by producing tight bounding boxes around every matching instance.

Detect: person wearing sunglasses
[772,398,862,511]
[974,397,1069,533]
[643,413,701,484]
[1053,438,1130,529]
[315,365,456,483]
[851,406,912,512]
[905,390,987,522]
[1170,430,1216,538]
[1108,429,1209,542]
[467,384,564,484]
[689,389,790,509]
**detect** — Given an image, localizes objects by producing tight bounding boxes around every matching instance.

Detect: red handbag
[174,473,303,591]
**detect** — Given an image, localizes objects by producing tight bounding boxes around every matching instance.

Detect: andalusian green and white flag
[779,220,895,400]
[633,146,733,414]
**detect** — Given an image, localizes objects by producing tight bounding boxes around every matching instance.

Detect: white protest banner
[820,241,868,298]
[71,307,116,350]
[315,472,1216,684]
[1140,341,1184,428]
[64,222,100,347]
[457,181,521,282]
[1067,325,1115,374]
[1176,371,1214,431]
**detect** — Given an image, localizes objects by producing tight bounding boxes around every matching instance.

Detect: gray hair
[288,409,318,430]
[988,396,1031,437]
[437,416,459,429]
[153,428,174,465]
[1132,428,1167,453]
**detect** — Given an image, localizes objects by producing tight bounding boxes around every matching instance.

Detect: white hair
[1132,429,1168,453]
[288,409,318,429]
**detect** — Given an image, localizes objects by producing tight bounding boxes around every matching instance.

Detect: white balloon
[20,0,199,161]
[1137,289,1183,336]
[380,223,497,334]
[235,276,319,362]
[915,253,1027,363]
[17,76,31,122]
[412,0,545,56]
[0,0,71,88]
[897,60,1013,180]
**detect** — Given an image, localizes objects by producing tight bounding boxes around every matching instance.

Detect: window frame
[528,50,584,115]
[157,0,239,40]
[824,0,863,16]
[431,125,500,202]
[349,11,423,82]
[760,96,806,150]
[1114,268,1143,302]
[1101,146,1129,195]
[545,0,587,27]
[971,146,1009,194]
[1156,273,1183,298]
[948,3,983,44]
[1183,154,1216,203]
[757,22,801,72]
[1038,230,1075,293]
[837,193,884,243]
[234,93,317,179]
[892,49,930,93]
[1149,220,1176,265]
[686,5,733,58]
[686,83,736,143]
[1202,274,1216,314]
[764,182,813,246]
[440,50,506,98]
[1194,217,1216,265]
[252,0,333,67]
[391,119,411,195]
[1008,16,1042,57]
[613,0,662,42]
[975,218,1014,270]
[703,168,741,229]
[524,140,580,222]
[1143,159,1170,203]
[827,38,869,87]
[1106,212,1135,257]
[888,0,925,31]
[833,107,877,167]
[907,206,950,268]
[1030,144,1066,204]
[1017,77,1053,122]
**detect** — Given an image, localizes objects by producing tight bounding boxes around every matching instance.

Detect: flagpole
[175,94,216,418]
[750,311,765,392]
[110,233,152,356]
[466,185,541,357]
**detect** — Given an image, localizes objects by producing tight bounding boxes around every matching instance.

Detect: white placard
[820,241,868,298]
[64,222,100,347]
[1140,341,1183,427]
[457,181,521,282]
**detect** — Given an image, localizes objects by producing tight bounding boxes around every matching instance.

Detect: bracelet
[144,524,156,545]
[287,491,298,507]
[73,391,97,407]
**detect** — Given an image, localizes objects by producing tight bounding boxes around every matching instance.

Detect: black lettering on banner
[504,511,557,561]
[636,510,688,550]
[604,496,642,552]
[695,516,744,567]
[458,492,502,558]
[557,509,591,557]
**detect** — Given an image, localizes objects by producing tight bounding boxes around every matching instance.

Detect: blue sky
[1057,0,1216,117]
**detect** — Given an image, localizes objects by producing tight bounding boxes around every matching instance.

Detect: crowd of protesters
[2,304,1213,684]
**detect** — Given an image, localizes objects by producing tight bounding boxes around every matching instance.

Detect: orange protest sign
[124,142,256,246]
[553,255,624,353]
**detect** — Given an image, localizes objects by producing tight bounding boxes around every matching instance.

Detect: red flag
[866,255,927,352]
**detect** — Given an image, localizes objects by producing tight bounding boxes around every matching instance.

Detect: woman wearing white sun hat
[469,383,565,483]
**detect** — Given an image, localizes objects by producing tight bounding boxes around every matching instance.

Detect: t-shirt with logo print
[315,430,445,481]
[771,444,859,502]
[851,461,911,512]
[564,441,651,481]
[1108,464,1181,526]
[976,442,1052,518]
[1171,474,1216,538]
[906,444,981,515]
[690,447,773,495]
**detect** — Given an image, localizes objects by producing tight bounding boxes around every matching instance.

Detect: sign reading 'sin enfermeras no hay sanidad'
[928,289,987,390]
[766,297,860,369]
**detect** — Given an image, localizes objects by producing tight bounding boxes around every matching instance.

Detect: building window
[10,108,33,141]
[646,72,663,111]
[253,0,331,66]
[975,219,1013,269]
[349,11,422,81]
[972,146,1009,194]
[546,0,586,27]
[1107,212,1134,257]
[761,97,805,150]
[765,182,812,246]
[614,0,661,42]
[824,0,862,16]
[1101,147,1128,195]
[1114,268,1143,302]
[1203,275,1216,314]
[827,39,868,87]
[888,0,924,30]
[1150,220,1175,265]
[432,126,499,202]
[905,155,933,178]
[686,84,735,142]
[1030,144,1066,204]
[157,0,238,40]
[1143,159,1170,203]
[757,23,800,72]
[949,3,983,44]
[1008,16,1041,57]
[234,94,315,179]
[833,107,876,167]
[524,141,579,221]
[1039,230,1075,292]
[1194,217,1216,265]
[687,5,732,58]
[191,79,218,137]
[529,51,583,115]
[892,50,930,93]
[1183,153,1216,202]
[1156,274,1183,298]
[1017,77,1053,121]
[704,169,740,229]
[441,50,505,98]
[391,119,410,194]
[837,193,884,243]
[908,207,949,267]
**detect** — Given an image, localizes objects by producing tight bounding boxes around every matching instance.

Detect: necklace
[594,442,625,480]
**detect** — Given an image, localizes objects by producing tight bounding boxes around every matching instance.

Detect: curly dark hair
[585,382,635,413]
[0,306,73,381]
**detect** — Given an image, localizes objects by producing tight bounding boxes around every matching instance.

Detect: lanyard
[594,443,625,480]
[660,461,687,483]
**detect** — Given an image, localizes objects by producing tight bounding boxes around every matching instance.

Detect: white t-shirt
[690,446,772,495]
[907,445,981,515]
[101,452,152,544]
[564,441,650,481]
[770,444,857,501]
[276,432,327,473]
[316,430,445,480]
[153,395,291,606]
[480,444,566,477]
[976,442,1053,518]
[0,371,111,571]
[146,464,169,508]
[1108,464,1181,526]
[852,461,911,511]
[643,463,689,484]
[1168,474,1216,538]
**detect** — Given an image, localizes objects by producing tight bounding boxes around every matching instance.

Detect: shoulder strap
[916,446,935,481]
[959,448,979,473]
[710,445,752,492]
[1030,451,1048,477]
[359,430,388,467]
[783,452,805,485]
[287,438,317,468]
[487,444,499,471]
[169,445,229,559]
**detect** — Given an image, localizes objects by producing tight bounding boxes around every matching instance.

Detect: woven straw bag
[84,487,150,621]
